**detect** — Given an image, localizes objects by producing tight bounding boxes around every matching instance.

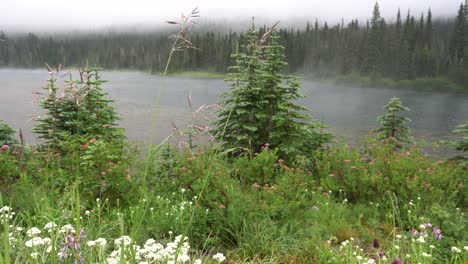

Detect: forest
[1,3,467,89]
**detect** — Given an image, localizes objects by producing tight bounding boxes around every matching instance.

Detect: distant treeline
[0,3,467,87]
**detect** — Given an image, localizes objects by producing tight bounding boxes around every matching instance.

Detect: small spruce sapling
[373,96,412,146]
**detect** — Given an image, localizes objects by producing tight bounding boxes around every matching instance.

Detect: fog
[1,0,462,32]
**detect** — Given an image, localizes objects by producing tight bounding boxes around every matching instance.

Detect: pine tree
[0,120,16,145]
[215,22,331,161]
[373,97,412,145]
[34,66,124,148]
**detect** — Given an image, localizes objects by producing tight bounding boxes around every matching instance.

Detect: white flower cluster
[44,221,57,232]
[0,206,15,223]
[87,237,107,247]
[23,226,53,255]
[59,224,76,234]
[106,234,201,264]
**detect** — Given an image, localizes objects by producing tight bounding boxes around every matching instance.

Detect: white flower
[44,222,57,231]
[59,224,75,234]
[0,206,12,214]
[429,245,435,249]
[95,237,107,246]
[30,252,39,259]
[181,188,186,193]
[16,226,23,232]
[395,234,402,239]
[416,236,425,243]
[394,245,400,250]
[213,253,226,262]
[194,259,202,264]
[356,256,363,260]
[46,245,52,253]
[366,259,376,264]
[421,252,431,257]
[87,240,96,247]
[451,246,461,253]
[115,236,132,247]
[85,210,91,216]
[464,246,468,251]
[25,237,45,247]
[26,227,42,237]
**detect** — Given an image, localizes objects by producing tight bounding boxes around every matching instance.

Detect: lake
[1,68,467,157]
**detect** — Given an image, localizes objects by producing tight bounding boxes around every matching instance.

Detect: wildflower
[395,234,402,239]
[464,246,468,251]
[394,245,399,250]
[416,236,425,243]
[378,251,385,258]
[25,237,46,247]
[356,256,363,260]
[87,240,96,247]
[44,222,57,231]
[252,183,260,188]
[429,245,435,249]
[30,252,39,259]
[26,227,42,237]
[194,259,202,264]
[115,236,132,247]
[391,258,402,264]
[432,227,443,240]
[1,144,10,150]
[60,224,75,234]
[451,246,461,253]
[95,237,107,246]
[213,253,226,262]
[328,173,335,177]
[421,252,431,257]
[373,239,380,248]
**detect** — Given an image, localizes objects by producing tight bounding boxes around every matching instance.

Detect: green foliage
[215,23,331,162]
[373,97,412,145]
[449,121,468,152]
[33,66,124,149]
[0,120,15,145]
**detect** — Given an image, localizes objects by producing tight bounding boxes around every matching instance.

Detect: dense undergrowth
[0,138,467,263]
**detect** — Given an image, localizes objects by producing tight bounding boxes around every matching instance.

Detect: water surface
[1,69,466,157]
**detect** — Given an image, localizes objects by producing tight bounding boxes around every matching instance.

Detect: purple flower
[432,227,443,240]
[379,251,385,258]
[424,222,432,228]
[391,258,402,264]
[412,229,419,236]
[373,239,380,248]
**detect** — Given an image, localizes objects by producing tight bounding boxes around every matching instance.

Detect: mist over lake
[1,68,466,156]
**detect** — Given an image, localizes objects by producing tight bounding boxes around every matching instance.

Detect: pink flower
[252,183,260,188]
[404,152,411,157]
[350,166,357,169]
[1,144,10,150]
[328,173,335,177]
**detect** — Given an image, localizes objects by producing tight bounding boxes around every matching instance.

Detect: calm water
[1,68,467,156]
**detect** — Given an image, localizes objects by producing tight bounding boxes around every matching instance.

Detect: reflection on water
[0,68,467,157]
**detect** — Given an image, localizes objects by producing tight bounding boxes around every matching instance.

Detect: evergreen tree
[373,97,412,145]
[215,22,330,161]
[0,120,16,145]
[34,66,124,147]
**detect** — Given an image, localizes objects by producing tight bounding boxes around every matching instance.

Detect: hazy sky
[1,0,463,32]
